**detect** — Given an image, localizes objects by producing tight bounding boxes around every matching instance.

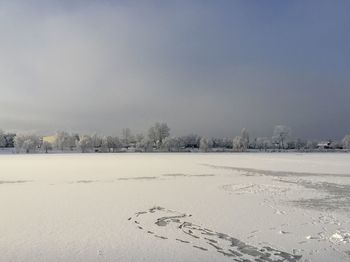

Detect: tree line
[0,123,350,154]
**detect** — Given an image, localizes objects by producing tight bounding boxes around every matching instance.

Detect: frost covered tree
[306,140,318,150]
[272,125,291,149]
[54,131,69,151]
[100,136,109,153]
[256,137,271,151]
[233,136,244,152]
[0,130,6,147]
[14,134,40,153]
[3,133,15,148]
[54,131,77,151]
[76,135,93,153]
[330,140,342,150]
[106,136,122,152]
[342,134,350,149]
[211,137,232,149]
[91,134,102,149]
[122,128,134,148]
[241,128,249,150]
[180,134,200,149]
[199,137,210,152]
[136,137,154,152]
[106,136,114,152]
[42,141,53,153]
[101,136,122,152]
[135,133,145,144]
[161,137,182,152]
[295,138,307,150]
[148,122,170,148]
[148,126,157,146]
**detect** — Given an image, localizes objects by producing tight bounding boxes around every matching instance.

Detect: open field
[0,153,350,262]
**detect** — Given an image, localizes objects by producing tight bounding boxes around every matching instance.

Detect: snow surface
[0,153,350,262]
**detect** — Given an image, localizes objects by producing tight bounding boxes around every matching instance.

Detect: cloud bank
[0,0,349,139]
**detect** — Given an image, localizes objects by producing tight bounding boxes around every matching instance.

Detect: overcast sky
[0,0,349,139]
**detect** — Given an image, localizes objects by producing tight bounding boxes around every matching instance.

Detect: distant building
[317,141,331,149]
[42,135,56,144]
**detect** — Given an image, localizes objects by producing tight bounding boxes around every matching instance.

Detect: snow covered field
[1,153,350,262]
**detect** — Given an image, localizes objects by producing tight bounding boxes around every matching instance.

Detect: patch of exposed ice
[222,183,290,195]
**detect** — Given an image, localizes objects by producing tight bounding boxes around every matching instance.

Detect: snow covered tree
[54,131,77,151]
[295,138,307,150]
[106,136,122,152]
[161,137,180,152]
[91,134,102,149]
[256,137,271,151]
[76,135,93,153]
[250,138,257,150]
[148,122,170,149]
[211,137,232,149]
[136,137,154,152]
[135,133,144,144]
[272,125,291,149]
[42,141,53,153]
[0,130,6,147]
[306,140,318,150]
[148,126,157,146]
[100,136,109,152]
[342,134,350,149]
[330,140,342,149]
[211,138,221,148]
[5,133,15,148]
[199,137,210,152]
[122,128,134,148]
[14,134,40,153]
[54,131,68,151]
[233,136,244,152]
[180,134,200,149]
[241,128,249,150]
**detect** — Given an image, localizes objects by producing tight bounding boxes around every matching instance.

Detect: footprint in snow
[127,206,302,262]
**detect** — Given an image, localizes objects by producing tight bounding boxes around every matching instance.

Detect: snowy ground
[0,153,350,262]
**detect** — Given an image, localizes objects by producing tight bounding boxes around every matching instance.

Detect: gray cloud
[0,1,349,139]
